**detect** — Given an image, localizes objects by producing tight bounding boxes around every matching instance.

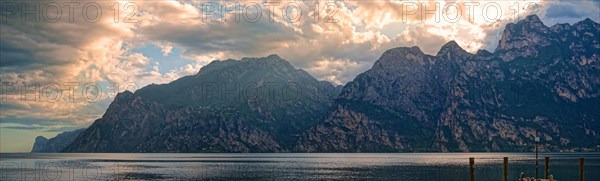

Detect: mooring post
[535,130,539,179]
[545,156,549,179]
[579,158,584,181]
[503,157,508,181]
[469,157,475,181]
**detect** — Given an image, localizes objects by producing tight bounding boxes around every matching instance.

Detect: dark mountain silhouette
[31,129,85,152]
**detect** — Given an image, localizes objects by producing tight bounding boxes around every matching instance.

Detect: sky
[1,0,599,152]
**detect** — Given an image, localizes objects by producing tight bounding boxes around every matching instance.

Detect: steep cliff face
[63,55,339,153]
[295,15,600,152]
[31,129,85,152]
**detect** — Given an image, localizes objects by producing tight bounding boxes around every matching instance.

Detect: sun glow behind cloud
[0,0,598,152]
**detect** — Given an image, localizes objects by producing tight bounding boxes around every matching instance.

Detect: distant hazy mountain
[31,129,85,153]
[294,15,600,152]
[63,55,339,152]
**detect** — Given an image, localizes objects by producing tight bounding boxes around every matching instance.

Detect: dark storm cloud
[0,41,40,67]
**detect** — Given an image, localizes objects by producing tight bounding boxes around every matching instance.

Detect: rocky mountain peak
[386,46,424,56]
[580,18,595,25]
[437,40,467,57]
[265,54,282,60]
[237,54,286,63]
[549,23,571,33]
[498,15,550,45]
[573,17,599,30]
[505,14,548,34]
[240,54,284,62]
[511,14,547,31]
[374,46,427,68]
[35,136,48,143]
[495,14,557,60]
[523,14,542,23]
[198,54,297,77]
[496,15,599,61]
[113,90,134,103]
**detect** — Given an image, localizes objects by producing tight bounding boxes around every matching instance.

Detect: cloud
[0,122,84,133]
[1,0,598,152]
[305,58,369,85]
[0,1,206,135]
[1,117,75,127]
[539,0,600,25]
[545,4,584,19]
[1,125,46,131]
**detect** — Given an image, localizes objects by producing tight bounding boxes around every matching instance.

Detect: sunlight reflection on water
[1,153,598,180]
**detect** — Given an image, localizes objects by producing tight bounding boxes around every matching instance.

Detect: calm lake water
[0,153,598,180]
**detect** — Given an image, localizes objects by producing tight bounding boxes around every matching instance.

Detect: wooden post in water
[579,158,584,181]
[545,157,549,179]
[469,157,475,181]
[503,157,508,181]
[535,130,539,179]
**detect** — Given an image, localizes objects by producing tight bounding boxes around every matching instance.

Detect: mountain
[59,15,599,153]
[31,129,85,153]
[294,15,600,152]
[63,55,339,152]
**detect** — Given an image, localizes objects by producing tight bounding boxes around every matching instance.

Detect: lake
[0,153,598,180]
